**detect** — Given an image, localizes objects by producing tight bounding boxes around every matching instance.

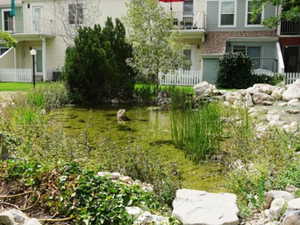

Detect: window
[2,9,14,32]
[183,0,193,16]
[233,45,261,68]
[246,0,263,26]
[183,49,192,69]
[0,47,9,55]
[69,4,83,25]
[219,0,235,26]
[32,7,42,33]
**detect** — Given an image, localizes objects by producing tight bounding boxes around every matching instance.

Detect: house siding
[206,0,276,32]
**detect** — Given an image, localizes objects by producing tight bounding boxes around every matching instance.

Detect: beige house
[0,0,289,84]
[0,0,206,82]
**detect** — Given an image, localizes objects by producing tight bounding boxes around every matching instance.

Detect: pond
[49,106,227,192]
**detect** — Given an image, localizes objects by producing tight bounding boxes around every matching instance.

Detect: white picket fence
[284,72,300,85]
[0,69,32,82]
[159,70,202,86]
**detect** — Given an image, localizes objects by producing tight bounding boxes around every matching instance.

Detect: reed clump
[170,103,223,161]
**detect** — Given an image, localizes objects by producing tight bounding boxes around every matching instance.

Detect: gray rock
[0,209,41,225]
[287,99,300,107]
[269,198,286,220]
[286,109,300,114]
[252,92,274,105]
[172,189,239,225]
[265,191,294,208]
[135,212,169,225]
[288,198,300,211]
[194,82,217,98]
[282,210,300,225]
[126,207,143,218]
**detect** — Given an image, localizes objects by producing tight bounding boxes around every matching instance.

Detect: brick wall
[201,30,277,54]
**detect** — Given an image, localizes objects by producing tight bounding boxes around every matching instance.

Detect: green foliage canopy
[64,18,136,105]
[0,31,17,47]
[251,0,300,27]
[125,0,187,84]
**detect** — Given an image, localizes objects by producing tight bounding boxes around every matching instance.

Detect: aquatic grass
[27,82,69,111]
[171,103,223,161]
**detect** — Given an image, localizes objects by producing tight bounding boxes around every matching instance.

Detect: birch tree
[125,0,187,85]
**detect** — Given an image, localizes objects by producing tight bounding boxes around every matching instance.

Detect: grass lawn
[0,82,50,92]
[135,83,195,94]
[0,82,237,93]
[135,83,237,94]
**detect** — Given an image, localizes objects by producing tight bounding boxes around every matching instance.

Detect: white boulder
[283,122,298,133]
[172,189,239,225]
[287,99,300,107]
[126,207,144,218]
[0,209,41,225]
[265,190,295,207]
[269,198,286,220]
[271,88,285,101]
[252,92,274,105]
[288,198,300,211]
[135,212,169,225]
[283,80,300,101]
[251,84,276,95]
[194,82,217,98]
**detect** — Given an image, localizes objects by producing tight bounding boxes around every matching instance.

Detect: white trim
[245,0,265,27]
[1,9,15,33]
[218,0,237,28]
[0,47,13,59]
[276,42,285,73]
[42,38,47,81]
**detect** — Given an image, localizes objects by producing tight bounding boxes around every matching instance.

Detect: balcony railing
[281,20,300,35]
[9,17,57,36]
[250,57,278,73]
[171,10,205,31]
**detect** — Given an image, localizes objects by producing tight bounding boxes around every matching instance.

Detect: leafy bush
[1,160,171,225]
[170,103,223,161]
[273,163,300,189]
[217,53,253,89]
[64,18,136,105]
[98,147,182,206]
[217,53,283,89]
[250,73,284,86]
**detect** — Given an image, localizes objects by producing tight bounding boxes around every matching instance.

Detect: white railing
[285,72,300,85]
[171,10,205,30]
[159,70,202,86]
[0,69,32,82]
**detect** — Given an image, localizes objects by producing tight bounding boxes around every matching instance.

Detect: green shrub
[170,103,223,161]
[64,18,136,105]
[250,73,284,86]
[217,53,253,89]
[273,163,300,189]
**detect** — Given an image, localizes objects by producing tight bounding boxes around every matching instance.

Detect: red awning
[159,0,184,2]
